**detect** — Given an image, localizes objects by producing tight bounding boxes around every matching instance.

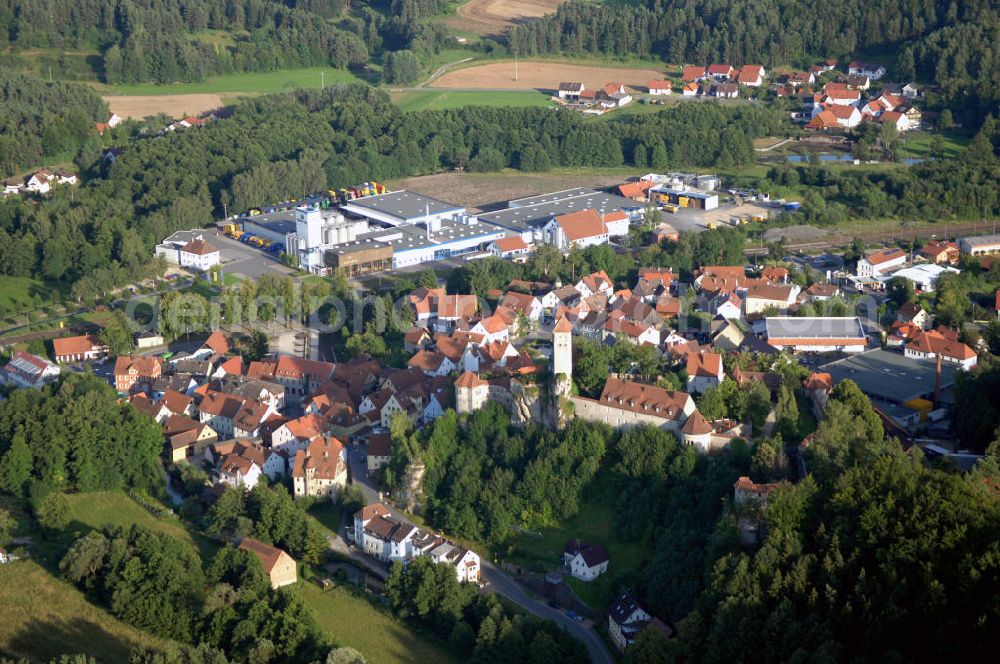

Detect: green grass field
[392,89,553,112]
[899,130,970,159]
[0,276,63,316]
[0,561,170,663]
[97,66,364,96]
[296,582,460,664]
[505,476,648,611]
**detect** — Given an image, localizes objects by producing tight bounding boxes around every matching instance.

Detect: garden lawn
[899,130,969,159]
[0,276,65,317]
[296,582,459,664]
[0,560,169,663]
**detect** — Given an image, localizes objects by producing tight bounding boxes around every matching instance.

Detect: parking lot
[206,230,298,279]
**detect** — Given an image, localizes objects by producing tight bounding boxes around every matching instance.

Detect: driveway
[207,231,298,279]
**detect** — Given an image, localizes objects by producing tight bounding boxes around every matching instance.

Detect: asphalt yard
[207,231,297,279]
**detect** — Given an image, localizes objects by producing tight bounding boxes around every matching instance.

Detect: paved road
[340,457,613,664]
[479,561,614,664]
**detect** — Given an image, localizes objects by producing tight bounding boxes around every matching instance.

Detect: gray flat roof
[765,317,866,340]
[341,191,463,221]
[480,188,642,232]
[961,233,1000,247]
[509,187,604,207]
[328,218,500,256]
[245,216,297,235]
[820,349,956,404]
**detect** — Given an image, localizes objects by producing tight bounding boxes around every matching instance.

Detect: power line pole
[514,49,518,83]
[320,71,325,89]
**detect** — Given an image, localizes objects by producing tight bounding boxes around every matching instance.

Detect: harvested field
[429,60,664,94]
[447,0,563,34]
[103,93,226,120]
[388,170,632,213]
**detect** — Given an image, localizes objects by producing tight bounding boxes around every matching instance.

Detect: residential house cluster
[800,75,921,132]
[3,169,78,196]
[352,503,480,583]
[557,82,633,114]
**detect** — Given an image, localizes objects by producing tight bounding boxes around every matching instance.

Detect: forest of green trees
[392,376,999,663]
[385,556,588,663]
[0,80,779,307]
[0,69,106,176]
[0,373,164,496]
[509,0,999,125]
[0,0,459,85]
[61,524,330,661]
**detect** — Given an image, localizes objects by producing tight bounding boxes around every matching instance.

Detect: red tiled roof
[181,238,218,256]
[555,209,607,242]
[682,65,706,81]
[681,409,713,435]
[906,330,976,361]
[686,352,722,378]
[454,371,487,389]
[495,236,529,253]
[203,330,229,355]
[53,334,102,358]
[291,436,345,481]
[438,294,478,319]
[864,248,906,265]
[737,65,764,83]
[803,372,833,391]
[240,537,292,572]
[598,377,690,421]
[618,181,651,198]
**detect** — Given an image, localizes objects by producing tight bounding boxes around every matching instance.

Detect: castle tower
[552,316,573,397]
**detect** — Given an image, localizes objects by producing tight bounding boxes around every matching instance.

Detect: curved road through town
[479,561,614,664]
[343,449,613,663]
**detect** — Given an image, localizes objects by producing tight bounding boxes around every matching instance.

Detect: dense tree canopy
[385,557,587,663]
[0,372,164,495]
[0,68,106,176]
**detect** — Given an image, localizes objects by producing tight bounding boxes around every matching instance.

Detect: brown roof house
[239,538,297,589]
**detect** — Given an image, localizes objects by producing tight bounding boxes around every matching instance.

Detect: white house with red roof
[52,334,106,363]
[686,352,725,393]
[857,247,907,278]
[544,209,609,251]
[179,236,220,271]
[489,236,532,262]
[682,65,707,82]
[2,351,61,389]
[601,210,630,237]
[575,270,615,299]
[648,80,672,95]
[904,330,977,370]
[707,64,735,80]
[880,111,911,132]
[737,65,766,87]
